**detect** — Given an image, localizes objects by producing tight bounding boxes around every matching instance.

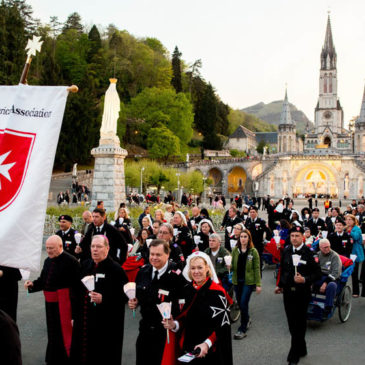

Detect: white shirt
[292,243,304,253]
[95,224,104,233]
[211,249,219,257]
[152,261,169,280]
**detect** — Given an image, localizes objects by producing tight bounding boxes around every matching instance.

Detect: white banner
[0,84,68,271]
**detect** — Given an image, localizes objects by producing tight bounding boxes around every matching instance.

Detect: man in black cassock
[25,235,81,365]
[128,239,186,365]
[275,226,321,365]
[56,215,78,258]
[0,266,22,322]
[71,235,128,365]
[76,208,127,264]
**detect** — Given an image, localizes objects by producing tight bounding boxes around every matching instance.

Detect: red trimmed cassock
[29,251,81,365]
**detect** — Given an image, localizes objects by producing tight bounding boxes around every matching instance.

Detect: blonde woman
[163,252,233,364]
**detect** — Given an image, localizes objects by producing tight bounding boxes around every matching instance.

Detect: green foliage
[127,87,194,144]
[229,149,246,157]
[256,140,269,154]
[228,109,277,135]
[171,46,182,93]
[62,12,83,34]
[147,127,181,160]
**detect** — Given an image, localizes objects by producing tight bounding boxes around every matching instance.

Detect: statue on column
[100,78,121,146]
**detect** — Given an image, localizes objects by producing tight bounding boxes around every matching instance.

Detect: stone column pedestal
[91,144,128,213]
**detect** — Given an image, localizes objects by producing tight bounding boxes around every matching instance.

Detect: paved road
[18,251,365,365]
[19,195,365,364]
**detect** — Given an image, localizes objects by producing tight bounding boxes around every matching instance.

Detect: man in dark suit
[56,215,78,257]
[221,206,243,251]
[76,208,127,264]
[245,206,272,267]
[305,208,326,236]
[328,218,352,257]
[275,226,321,365]
[324,207,340,235]
[128,240,186,365]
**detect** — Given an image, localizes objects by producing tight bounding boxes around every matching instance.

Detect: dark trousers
[234,283,254,332]
[352,262,362,296]
[313,276,337,307]
[136,325,166,365]
[283,289,310,363]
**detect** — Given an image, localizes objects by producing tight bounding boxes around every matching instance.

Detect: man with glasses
[157,223,185,269]
[313,239,342,317]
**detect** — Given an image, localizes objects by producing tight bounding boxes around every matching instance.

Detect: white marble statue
[100,78,120,136]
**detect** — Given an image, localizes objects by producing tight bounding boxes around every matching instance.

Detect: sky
[28,0,365,124]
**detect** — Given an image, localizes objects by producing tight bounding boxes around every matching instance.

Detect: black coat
[173,225,194,258]
[0,310,22,365]
[71,257,128,365]
[245,217,271,254]
[30,252,81,364]
[305,218,326,236]
[80,223,128,264]
[56,228,78,258]
[0,267,21,322]
[135,262,186,365]
[223,216,243,251]
[328,232,353,258]
[279,245,322,293]
[178,279,233,365]
[114,217,133,244]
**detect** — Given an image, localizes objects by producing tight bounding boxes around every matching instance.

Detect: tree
[62,12,83,34]
[256,140,269,154]
[88,25,102,61]
[127,87,194,145]
[171,46,182,93]
[147,127,181,160]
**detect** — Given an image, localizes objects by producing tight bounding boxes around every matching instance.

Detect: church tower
[355,83,365,153]
[314,15,344,135]
[278,89,296,153]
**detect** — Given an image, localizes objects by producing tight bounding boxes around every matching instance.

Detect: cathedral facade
[257,15,365,199]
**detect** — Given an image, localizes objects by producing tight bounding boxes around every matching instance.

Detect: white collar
[63,228,70,235]
[292,243,304,252]
[211,249,219,256]
[96,224,104,232]
[152,261,169,280]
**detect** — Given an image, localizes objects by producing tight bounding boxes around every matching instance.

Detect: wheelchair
[307,262,355,323]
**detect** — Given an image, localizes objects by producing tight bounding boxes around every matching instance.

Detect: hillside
[227,109,277,135]
[242,100,313,134]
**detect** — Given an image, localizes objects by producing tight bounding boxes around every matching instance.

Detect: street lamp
[176,173,180,202]
[140,167,145,194]
[202,177,207,204]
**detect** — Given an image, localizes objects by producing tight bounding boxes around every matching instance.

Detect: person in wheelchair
[313,239,342,317]
[204,234,231,290]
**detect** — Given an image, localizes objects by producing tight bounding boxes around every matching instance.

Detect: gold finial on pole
[67,85,79,93]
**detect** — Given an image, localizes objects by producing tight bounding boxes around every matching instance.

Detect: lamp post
[176,173,180,202]
[140,167,145,194]
[202,177,207,204]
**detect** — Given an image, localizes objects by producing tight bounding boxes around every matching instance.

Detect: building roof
[255,132,278,144]
[229,125,256,139]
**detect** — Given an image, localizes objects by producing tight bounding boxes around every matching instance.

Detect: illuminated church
[258,15,365,198]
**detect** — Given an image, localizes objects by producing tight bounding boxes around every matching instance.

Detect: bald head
[82,210,93,223]
[46,235,63,259]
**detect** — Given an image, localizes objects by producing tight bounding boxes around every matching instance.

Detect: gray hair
[319,238,330,247]
[209,233,221,242]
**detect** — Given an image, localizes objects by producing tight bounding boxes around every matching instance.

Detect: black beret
[289,225,304,234]
[58,215,73,223]
[335,217,345,225]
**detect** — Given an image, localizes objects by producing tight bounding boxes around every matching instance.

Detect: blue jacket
[350,225,364,263]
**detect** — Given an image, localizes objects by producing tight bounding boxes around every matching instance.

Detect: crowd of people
[57,183,91,205]
[0,197,364,365]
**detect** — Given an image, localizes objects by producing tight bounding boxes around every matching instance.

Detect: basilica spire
[279,88,293,125]
[358,83,365,123]
[321,14,336,70]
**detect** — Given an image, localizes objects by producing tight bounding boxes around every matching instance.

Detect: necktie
[96,228,100,234]
[152,270,159,283]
